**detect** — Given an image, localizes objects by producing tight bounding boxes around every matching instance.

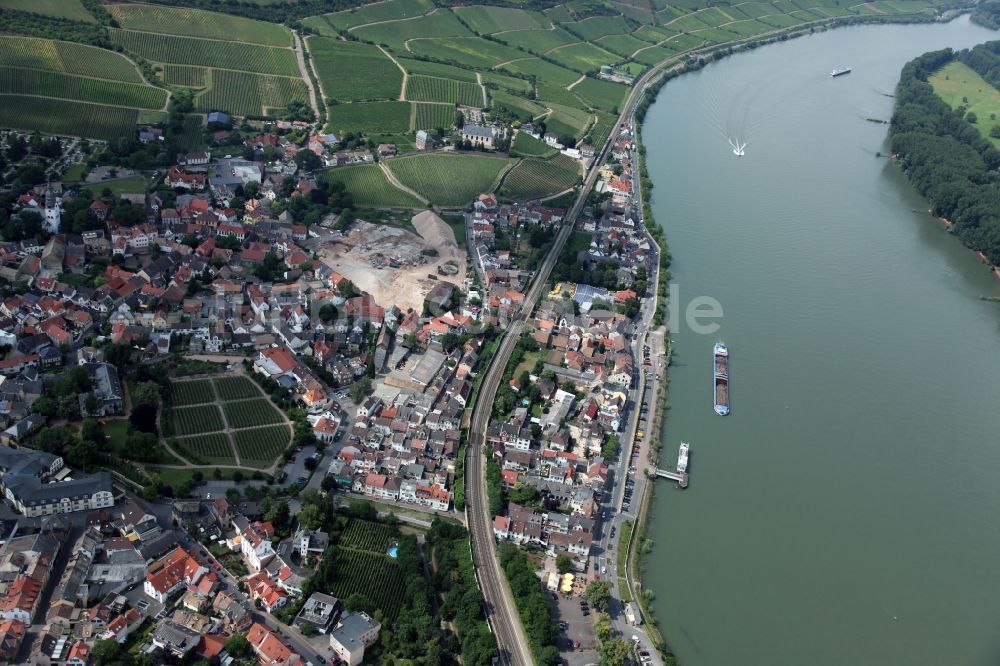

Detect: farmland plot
[501,154,580,201]
[454,5,549,33]
[323,549,405,621]
[164,65,207,87]
[315,0,435,31]
[0,95,145,140]
[341,519,396,553]
[196,70,308,117]
[174,434,236,465]
[386,153,514,207]
[327,101,412,135]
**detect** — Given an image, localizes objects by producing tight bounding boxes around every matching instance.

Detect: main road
[464,50,685,666]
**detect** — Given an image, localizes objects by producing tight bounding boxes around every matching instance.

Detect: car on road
[601,566,606,574]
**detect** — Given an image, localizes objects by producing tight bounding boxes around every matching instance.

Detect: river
[642,14,1000,666]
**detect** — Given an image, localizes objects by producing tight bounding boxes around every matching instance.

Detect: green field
[398,57,479,82]
[0,68,166,109]
[564,15,632,40]
[0,95,148,140]
[501,57,580,87]
[107,4,291,46]
[223,398,285,429]
[572,77,628,113]
[409,37,522,69]
[480,70,533,94]
[0,36,145,83]
[309,37,403,102]
[0,0,95,22]
[500,154,580,200]
[407,75,482,107]
[327,101,412,134]
[586,112,617,149]
[549,41,622,72]
[109,29,299,76]
[454,5,548,33]
[313,0,435,32]
[491,90,548,120]
[84,175,148,196]
[596,34,654,58]
[320,164,423,208]
[352,9,473,50]
[196,69,308,117]
[930,61,1000,147]
[511,132,558,157]
[170,379,216,406]
[498,27,578,55]
[214,376,260,401]
[233,425,291,468]
[163,404,224,437]
[386,153,514,207]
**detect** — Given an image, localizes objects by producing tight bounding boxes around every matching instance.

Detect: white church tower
[43,180,60,234]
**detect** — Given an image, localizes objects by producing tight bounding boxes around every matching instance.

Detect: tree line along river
[642,14,1000,666]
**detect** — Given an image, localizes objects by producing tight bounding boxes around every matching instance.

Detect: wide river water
[643,14,1000,666]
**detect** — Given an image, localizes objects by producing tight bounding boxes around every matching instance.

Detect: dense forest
[889,44,1000,264]
[972,0,1000,29]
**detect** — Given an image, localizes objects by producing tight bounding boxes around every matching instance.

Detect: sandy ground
[318,211,466,312]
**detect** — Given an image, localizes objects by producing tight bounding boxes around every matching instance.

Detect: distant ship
[677,442,690,473]
[830,67,852,77]
[728,138,746,156]
[713,342,730,416]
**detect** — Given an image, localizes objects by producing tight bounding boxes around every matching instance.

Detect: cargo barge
[713,342,729,416]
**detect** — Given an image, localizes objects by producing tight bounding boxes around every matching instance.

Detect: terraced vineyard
[233,425,291,468]
[318,164,424,208]
[214,376,260,401]
[170,379,216,406]
[328,101,412,135]
[386,153,514,207]
[162,404,225,437]
[323,549,405,622]
[223,399,284,429]
[412,103,455,132]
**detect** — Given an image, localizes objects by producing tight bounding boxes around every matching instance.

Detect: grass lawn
[85,175,148,196]
[930,60,1000,147]
[63,163,87,182]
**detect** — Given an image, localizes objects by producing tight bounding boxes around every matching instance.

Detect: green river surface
[643,14,1000,666]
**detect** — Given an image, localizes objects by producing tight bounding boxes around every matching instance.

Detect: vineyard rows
[163,404,224,437]
[319,164,422,208]
[0,68,166,109]
[406,75,482,107]
[324,549,405,621]
[196,70,309,117]
[412,103,456,132]
[164,65,207,87]
[500,154,580,201]
[233,425,290,468]
[341,520,395,554]
[0,95,143,140]
[223,399,284,429]
[0,36,144,83]
[170,379,215,406]
[174,434,236,465]
[214,376,260,401]
[107,4,292,47]
[109,29,299,77]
